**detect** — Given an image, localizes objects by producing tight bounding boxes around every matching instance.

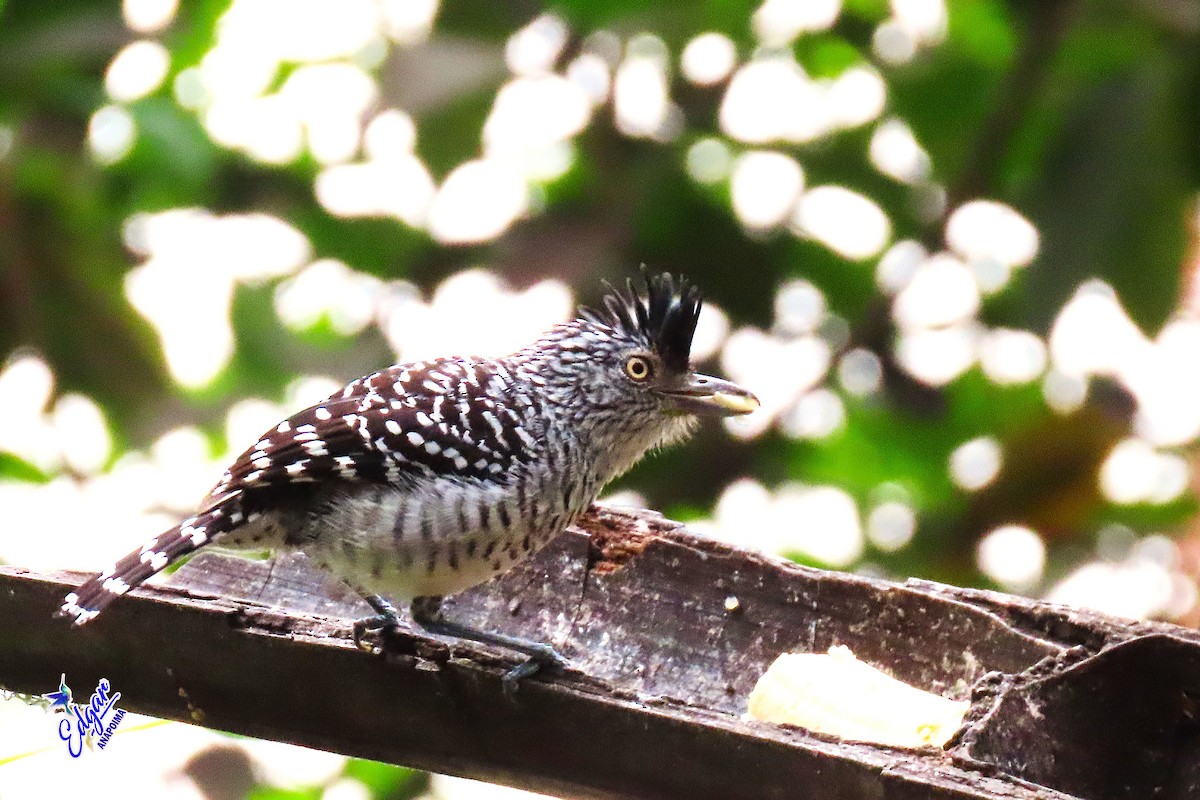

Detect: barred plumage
[208,358,536,497]
[60,272,758,675]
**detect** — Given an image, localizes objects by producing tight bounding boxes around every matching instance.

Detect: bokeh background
[2,0,1200,796]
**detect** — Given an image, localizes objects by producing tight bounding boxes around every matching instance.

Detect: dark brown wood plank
[2,505,1197,799]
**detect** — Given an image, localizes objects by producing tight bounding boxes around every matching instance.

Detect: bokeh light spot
[979,329,1047,385]
[891,0,948,43]
[427,160,529,244]
[867,501,916,552]
[753,0,841,44]
[52,394,112,475]
[315,158,435,225]
[826,67,886,129]
[977,525,1044,590]
[946,200,1039,268]
[873,19,917,64]
[731,151,804,230]
[614,44,673,140]
[892,253,979,329]
[869,118,929,184]
[949,436,1002,491]
[88,105,137,164]
[123,0,178,32]
[685,137,733,184]
[505,14,569,77]
[774,279,826,335]
[1049,281,1145,379]
[105,40,171,102]
[896,325,977,386]
[782,389,845,440]
[681,32,737,86]
[793,185,891,260]
[876,239,926,293]
[838,348,883,396]
[720,56,829,143]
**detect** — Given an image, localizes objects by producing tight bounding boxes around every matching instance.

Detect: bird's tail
[59,492,247,625]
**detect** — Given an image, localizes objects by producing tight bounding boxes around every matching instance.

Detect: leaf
[341,759,426,799]
[795,35,864,79]
[245,788,320,800]
[0,451,50,483]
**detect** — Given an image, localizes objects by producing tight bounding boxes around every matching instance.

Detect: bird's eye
[625,355,652,382]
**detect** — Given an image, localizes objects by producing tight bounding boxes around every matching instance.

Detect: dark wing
[202,359,539,509]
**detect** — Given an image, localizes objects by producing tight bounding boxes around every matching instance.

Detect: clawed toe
[524,642,568,669]
[352,611,400,651]
[501,645,568,697]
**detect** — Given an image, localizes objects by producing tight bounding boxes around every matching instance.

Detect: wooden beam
[2,506,1198,799]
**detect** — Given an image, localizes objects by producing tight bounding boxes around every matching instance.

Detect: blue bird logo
[41,674,73,714]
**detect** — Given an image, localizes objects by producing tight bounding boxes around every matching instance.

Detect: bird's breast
[291,468,594,601]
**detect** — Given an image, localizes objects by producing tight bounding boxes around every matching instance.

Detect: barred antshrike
[60,272,758,686]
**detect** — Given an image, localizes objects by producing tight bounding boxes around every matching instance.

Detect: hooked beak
[661,373,760,417]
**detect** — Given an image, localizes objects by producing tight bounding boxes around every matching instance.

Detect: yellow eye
[625,355,653,381]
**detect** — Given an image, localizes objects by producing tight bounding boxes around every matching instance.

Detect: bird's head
[514,271,759,480]
[526,272,759,426]
[579,271,759,418]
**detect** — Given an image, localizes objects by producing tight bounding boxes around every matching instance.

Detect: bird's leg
[352,593,402,651]
[410,595,567,695]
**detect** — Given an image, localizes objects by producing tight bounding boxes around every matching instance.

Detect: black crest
[580,271,703,371]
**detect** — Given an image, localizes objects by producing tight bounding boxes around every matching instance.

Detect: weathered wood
[2,505,1199,799]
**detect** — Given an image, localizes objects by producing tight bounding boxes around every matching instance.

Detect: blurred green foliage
[245,761,425,800]
[1,0,1198,609]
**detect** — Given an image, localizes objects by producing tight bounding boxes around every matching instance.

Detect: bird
[41,674,73,713]
[59,271,759,687]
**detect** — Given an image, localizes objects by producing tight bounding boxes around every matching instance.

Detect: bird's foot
[352,595,403,652]
[500,641,568,698]
[411,597,568,696]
